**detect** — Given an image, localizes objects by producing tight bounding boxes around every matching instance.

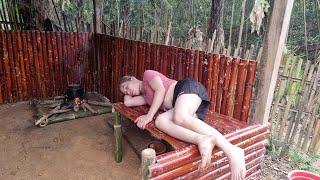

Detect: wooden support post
[114,112,122,163]
[252,0,295,124]
[141,148,156,180]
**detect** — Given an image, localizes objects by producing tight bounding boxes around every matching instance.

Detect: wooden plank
[51,32,59,96]
[220,57,232,115]
[225,58,240,116]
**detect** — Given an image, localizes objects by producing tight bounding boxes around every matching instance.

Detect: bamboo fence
[270,53,320,154]
[0,30,257,124]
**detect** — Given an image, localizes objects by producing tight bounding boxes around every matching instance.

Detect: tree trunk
[93,0,104,33]
[17,0,48,30]
[207,0,225,53]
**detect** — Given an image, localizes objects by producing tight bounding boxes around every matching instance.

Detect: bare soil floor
[0,102,140,180]
[1,102,310,180]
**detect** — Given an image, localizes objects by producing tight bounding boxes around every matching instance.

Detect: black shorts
[172,78,210,120]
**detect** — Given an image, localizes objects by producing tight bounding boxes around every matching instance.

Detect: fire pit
[32,84,112,127]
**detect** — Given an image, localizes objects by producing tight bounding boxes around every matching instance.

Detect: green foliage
[289,151,320,174]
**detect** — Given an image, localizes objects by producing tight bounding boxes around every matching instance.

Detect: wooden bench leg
[141,148,156,180]
[114,112,122,163]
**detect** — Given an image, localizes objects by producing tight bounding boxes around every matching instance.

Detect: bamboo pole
[233,60,248,119]
[215,55,226,112]
[241,61,257,122]
[297,56,320,148]
[142,148,156,180]
[1,31,13,102]
[206,53,213,98]
[270,57,291,121]
[193,50,199,81]
[41,32,49,97]
[153,142,266,180]
[302,103,319,152]
[225,58,239,116]
[278,58,303,140]
[114,112,122,163]
[221,57,232,115]
[155,125,258,163]
[7,31,19,101]
[16,31,27,100]
[150,125,269,177]
[209,54,219,111]
[175,142,266,180]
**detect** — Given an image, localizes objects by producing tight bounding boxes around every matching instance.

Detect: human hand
[135,114,153,129]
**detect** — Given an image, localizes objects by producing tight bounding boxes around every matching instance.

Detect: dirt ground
[2,102,317,180]
[0,102,140,180]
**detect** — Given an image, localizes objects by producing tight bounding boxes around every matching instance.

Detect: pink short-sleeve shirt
[141,70,176,110]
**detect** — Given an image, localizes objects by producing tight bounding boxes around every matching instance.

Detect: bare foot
[227,146,246,180]
[197,135,217,169]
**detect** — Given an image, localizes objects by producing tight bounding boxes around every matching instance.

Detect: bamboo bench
[112,57,270,179]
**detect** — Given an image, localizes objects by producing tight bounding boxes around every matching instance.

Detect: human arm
[123,95,147,107]
[135,76,165,129]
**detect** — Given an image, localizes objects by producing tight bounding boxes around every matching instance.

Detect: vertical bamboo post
[242,61,257,123]
[114,111,122,163]
[220,57,232,115]
[141,148,156,180]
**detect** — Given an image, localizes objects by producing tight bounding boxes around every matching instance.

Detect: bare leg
[173,94,246,180]
[154,109,216,168]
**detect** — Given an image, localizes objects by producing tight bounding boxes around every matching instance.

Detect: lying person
[120,70,246,180]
